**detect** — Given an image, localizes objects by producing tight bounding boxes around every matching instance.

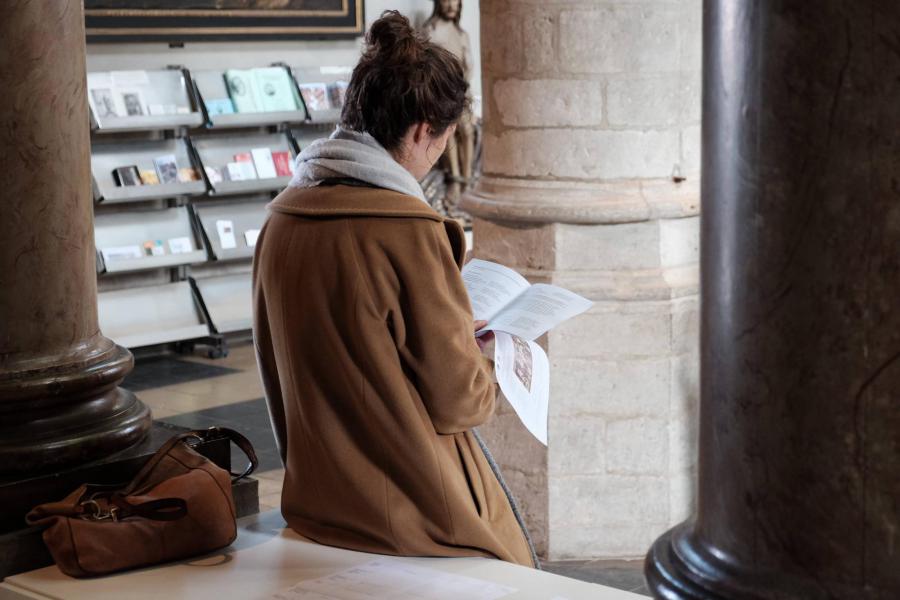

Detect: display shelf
[209,177,291,196]
[290,124,333,152]
[191,274,253,334]
[88,69,203,132]
[292,66,350,125]
[98,281,210,348]
[191,197,269,261]
[92,138,207,204]
[193,67,309,128]
[94,207,207,274]
[192,131,295,196]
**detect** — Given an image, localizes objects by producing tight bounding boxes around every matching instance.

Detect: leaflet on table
[461,259,593,340]
[269,558,515,600]
[494,332,550,445]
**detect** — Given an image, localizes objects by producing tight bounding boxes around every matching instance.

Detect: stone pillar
[466,0,702,559]
[646,1,900,598]
[0,1,151,475]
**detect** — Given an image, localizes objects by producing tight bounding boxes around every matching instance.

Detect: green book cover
[252,67,299,112]
[224,69,259,113]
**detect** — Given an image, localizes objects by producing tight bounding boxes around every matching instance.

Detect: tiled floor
[130,340,650,597]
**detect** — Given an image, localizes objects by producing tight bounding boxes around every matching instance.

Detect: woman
[252,11,536,568]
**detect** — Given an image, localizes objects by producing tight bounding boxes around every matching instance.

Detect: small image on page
[487,284,593,341]
[461,259,530,324]
[494,332,549,445]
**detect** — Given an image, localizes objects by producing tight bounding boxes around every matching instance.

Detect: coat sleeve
[382,220,496,435]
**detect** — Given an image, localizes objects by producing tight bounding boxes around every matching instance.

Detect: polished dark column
[646,1,900,598]
[0,1,151,474]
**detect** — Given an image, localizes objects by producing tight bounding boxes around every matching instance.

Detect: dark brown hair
[341,10,469,152]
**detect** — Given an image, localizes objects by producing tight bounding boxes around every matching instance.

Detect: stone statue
[420,0,476,221]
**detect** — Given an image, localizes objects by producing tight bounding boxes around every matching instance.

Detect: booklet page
[487,284,594,341]
[494,332,550,445]
[461,259,531,323]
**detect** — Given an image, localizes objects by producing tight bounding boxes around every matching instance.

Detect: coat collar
[268,184,443,222]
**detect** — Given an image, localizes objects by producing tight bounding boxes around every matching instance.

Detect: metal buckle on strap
[80,499,120,522]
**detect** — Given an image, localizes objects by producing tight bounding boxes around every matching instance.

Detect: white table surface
[0,511,644,600]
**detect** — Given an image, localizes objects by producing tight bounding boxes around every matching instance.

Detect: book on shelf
[112,166,142,187]
[251,147,278,179]
[178,167,200,182]
[224,67,300,114]
[153,154,179,184]
[205,98,235,115]
[139,170,160,185]
[272,151,294,177]
[253,67,300,112]
[225,69,260,113]
[143,240,166,257]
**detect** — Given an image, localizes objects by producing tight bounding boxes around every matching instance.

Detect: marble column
[0,1,151,475]
[466,0,702,558]
[645,1,900,598]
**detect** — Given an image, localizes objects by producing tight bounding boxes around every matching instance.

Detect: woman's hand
[474,320,494,351]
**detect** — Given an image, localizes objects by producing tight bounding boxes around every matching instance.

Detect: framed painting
[84,0,365,42]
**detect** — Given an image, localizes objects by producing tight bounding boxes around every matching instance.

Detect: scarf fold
[289,126,427,203]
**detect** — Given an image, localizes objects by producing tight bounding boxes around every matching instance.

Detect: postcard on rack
[244,229,261,247]
[298,82,331,111]
[251,147,278,179]
[119,89,148,116]
[112,166,142,187]
[139,170,159,185]
[153,154,179,184]
[272,151,294,177]
[101,245,143,263]
[205,98,235,115]
[216,220,237,250]
[168,237,194,254]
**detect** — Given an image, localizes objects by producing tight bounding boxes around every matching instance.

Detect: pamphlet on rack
[462,259,593,445]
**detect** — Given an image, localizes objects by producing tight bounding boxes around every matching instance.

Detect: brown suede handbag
[26,427,258,578]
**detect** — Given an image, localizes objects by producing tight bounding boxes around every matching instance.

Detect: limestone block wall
[468,0,702,559]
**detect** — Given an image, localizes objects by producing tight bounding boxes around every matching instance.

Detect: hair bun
[366,10,421,60]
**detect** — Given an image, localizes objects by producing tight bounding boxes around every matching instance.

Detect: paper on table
[270,559,516,600]
[494,332,550,445]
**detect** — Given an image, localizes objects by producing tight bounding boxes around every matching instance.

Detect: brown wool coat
[252,183,534,567]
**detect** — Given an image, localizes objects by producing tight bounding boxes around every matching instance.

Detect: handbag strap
[207,427,259,482]
[124,427,259,495]
[108,495,187,522]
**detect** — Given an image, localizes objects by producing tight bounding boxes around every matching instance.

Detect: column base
[0,340,152,476]
[645,523,841,600]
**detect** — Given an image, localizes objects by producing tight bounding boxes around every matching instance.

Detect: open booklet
[461,260,593,445]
